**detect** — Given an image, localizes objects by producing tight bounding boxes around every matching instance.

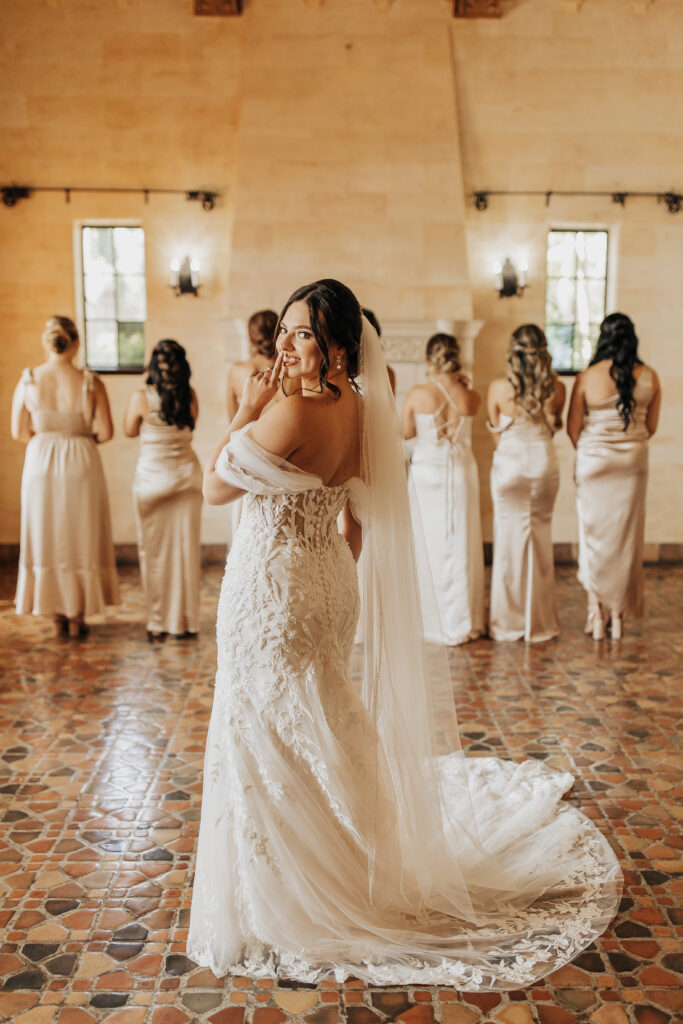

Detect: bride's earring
[336,353,343,370]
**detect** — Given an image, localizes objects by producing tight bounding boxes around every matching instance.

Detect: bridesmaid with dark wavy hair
[124,339,202,640]
[567,313,661,640]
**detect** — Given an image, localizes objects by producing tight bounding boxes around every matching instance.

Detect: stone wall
[1,0,681,548]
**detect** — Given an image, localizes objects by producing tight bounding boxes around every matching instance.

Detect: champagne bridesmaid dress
[488,415,560,642]
[410,381,485,645]
[15,368,119,618]
[133,388,203,635]
[575,368,655,619]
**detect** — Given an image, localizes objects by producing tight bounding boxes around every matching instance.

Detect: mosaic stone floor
[1,564,681,1024]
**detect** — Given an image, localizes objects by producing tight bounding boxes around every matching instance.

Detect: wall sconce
[492,257,528,297]
[169,256,200,296]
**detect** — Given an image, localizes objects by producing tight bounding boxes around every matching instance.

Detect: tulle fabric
[186,322,622,990]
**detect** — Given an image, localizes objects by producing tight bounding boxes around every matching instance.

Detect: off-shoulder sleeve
[215,426,324,496]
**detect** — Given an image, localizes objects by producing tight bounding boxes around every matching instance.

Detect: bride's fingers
[269,351,285,386]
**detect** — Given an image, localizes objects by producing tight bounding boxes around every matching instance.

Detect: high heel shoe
[610,612,623,640]
[585,606,604,639]
[588,609,605,640]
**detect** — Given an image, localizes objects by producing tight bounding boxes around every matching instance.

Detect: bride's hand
[241,352,284,411]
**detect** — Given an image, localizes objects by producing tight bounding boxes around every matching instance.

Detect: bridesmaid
[10,315,119,637]
[403,333,484,645]
[567,313,661,640]
[226,310,279,419]
[124,339,202,640]
[487,324,566,643]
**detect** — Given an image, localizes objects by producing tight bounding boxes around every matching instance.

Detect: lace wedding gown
[187,425,621,991]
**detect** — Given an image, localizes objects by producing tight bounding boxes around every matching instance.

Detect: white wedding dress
[187,325,621,992]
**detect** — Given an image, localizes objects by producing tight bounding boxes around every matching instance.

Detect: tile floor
[0,564,681,1024]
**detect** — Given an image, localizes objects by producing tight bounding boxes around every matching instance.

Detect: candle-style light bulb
[169,258,180,288]
[518,258,528,289]
[190,257,200,290]
[492,260,503,291]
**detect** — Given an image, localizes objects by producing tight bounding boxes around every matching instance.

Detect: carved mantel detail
[453,0,502,17]
[193,0,242,15]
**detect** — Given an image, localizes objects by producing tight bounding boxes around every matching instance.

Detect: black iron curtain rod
[0,185,220,210]
[472,189,682,213]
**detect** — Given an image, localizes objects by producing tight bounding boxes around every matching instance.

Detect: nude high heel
[610,612,623,640]
[585,605,604,639]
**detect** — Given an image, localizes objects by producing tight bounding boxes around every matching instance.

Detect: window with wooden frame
[80,225,146,372]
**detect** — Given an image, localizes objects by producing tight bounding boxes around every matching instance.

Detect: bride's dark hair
[146,339,195,430]
[589,312,643,430]
[277,279,362,399]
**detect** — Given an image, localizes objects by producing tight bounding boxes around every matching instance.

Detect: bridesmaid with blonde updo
[403,333,484,645]
[10,316,119,637]
[487,325,566,642]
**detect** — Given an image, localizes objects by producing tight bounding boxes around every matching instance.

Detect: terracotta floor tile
[1,565,681,1019]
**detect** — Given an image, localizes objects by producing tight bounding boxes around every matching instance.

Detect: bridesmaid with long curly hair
[567,313,661,640]
[124,339,202,640]
[487,325,566,642]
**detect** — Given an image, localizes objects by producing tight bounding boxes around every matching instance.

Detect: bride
[187,279,621,991]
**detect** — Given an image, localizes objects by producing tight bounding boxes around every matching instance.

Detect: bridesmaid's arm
[486,380,503,446]
[452,379,482,417]
[566,374,586,448]
[339,500,362,562]
[10,379,33,443]
[402,391,417,440]
[547,378,566,434]
[92,377,114,444]
[645,369,661,437]
[123,389,146,438]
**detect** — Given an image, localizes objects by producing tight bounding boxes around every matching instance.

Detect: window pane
[581,231,608,279]
[84,274,116,320]
[82,227,114,273]
[113,227,145,275]
[546,323,574,371]
[117,274,147,321]
[586,278,607,323]
[546,231,576,278]
[545,277,575,324]
[86,320,118,368]
[118,323,145,367]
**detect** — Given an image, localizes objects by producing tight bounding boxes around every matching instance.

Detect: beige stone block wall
[451,0,683,543]
[1,0,682,553]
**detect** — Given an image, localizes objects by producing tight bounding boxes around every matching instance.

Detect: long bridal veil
[346,316,622,988]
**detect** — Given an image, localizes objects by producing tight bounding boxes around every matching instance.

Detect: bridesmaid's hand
[240,352,284,413]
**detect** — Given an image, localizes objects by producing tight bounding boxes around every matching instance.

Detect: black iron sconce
[170,256,200,297]
[493,257,528,297]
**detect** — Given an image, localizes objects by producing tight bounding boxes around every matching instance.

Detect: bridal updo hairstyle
[248,309,278,359]
[589,312,643,430]
[507,324,557,419]
[277,279,362,399]
[146,339,195,431]
[426,332,461,375]
[42,316,79,354]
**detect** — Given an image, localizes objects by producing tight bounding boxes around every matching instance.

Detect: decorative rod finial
[474,191,489,211]
[660,192,681,214]
[2,186,31,208]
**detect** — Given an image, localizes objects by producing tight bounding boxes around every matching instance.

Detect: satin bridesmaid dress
[409,382,485,645]
[133,389,203,635]
[575,368,655,619]
[488,415,560,643]
[15,368,119,618]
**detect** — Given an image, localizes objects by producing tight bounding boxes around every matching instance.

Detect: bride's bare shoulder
[248,395,311,460]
